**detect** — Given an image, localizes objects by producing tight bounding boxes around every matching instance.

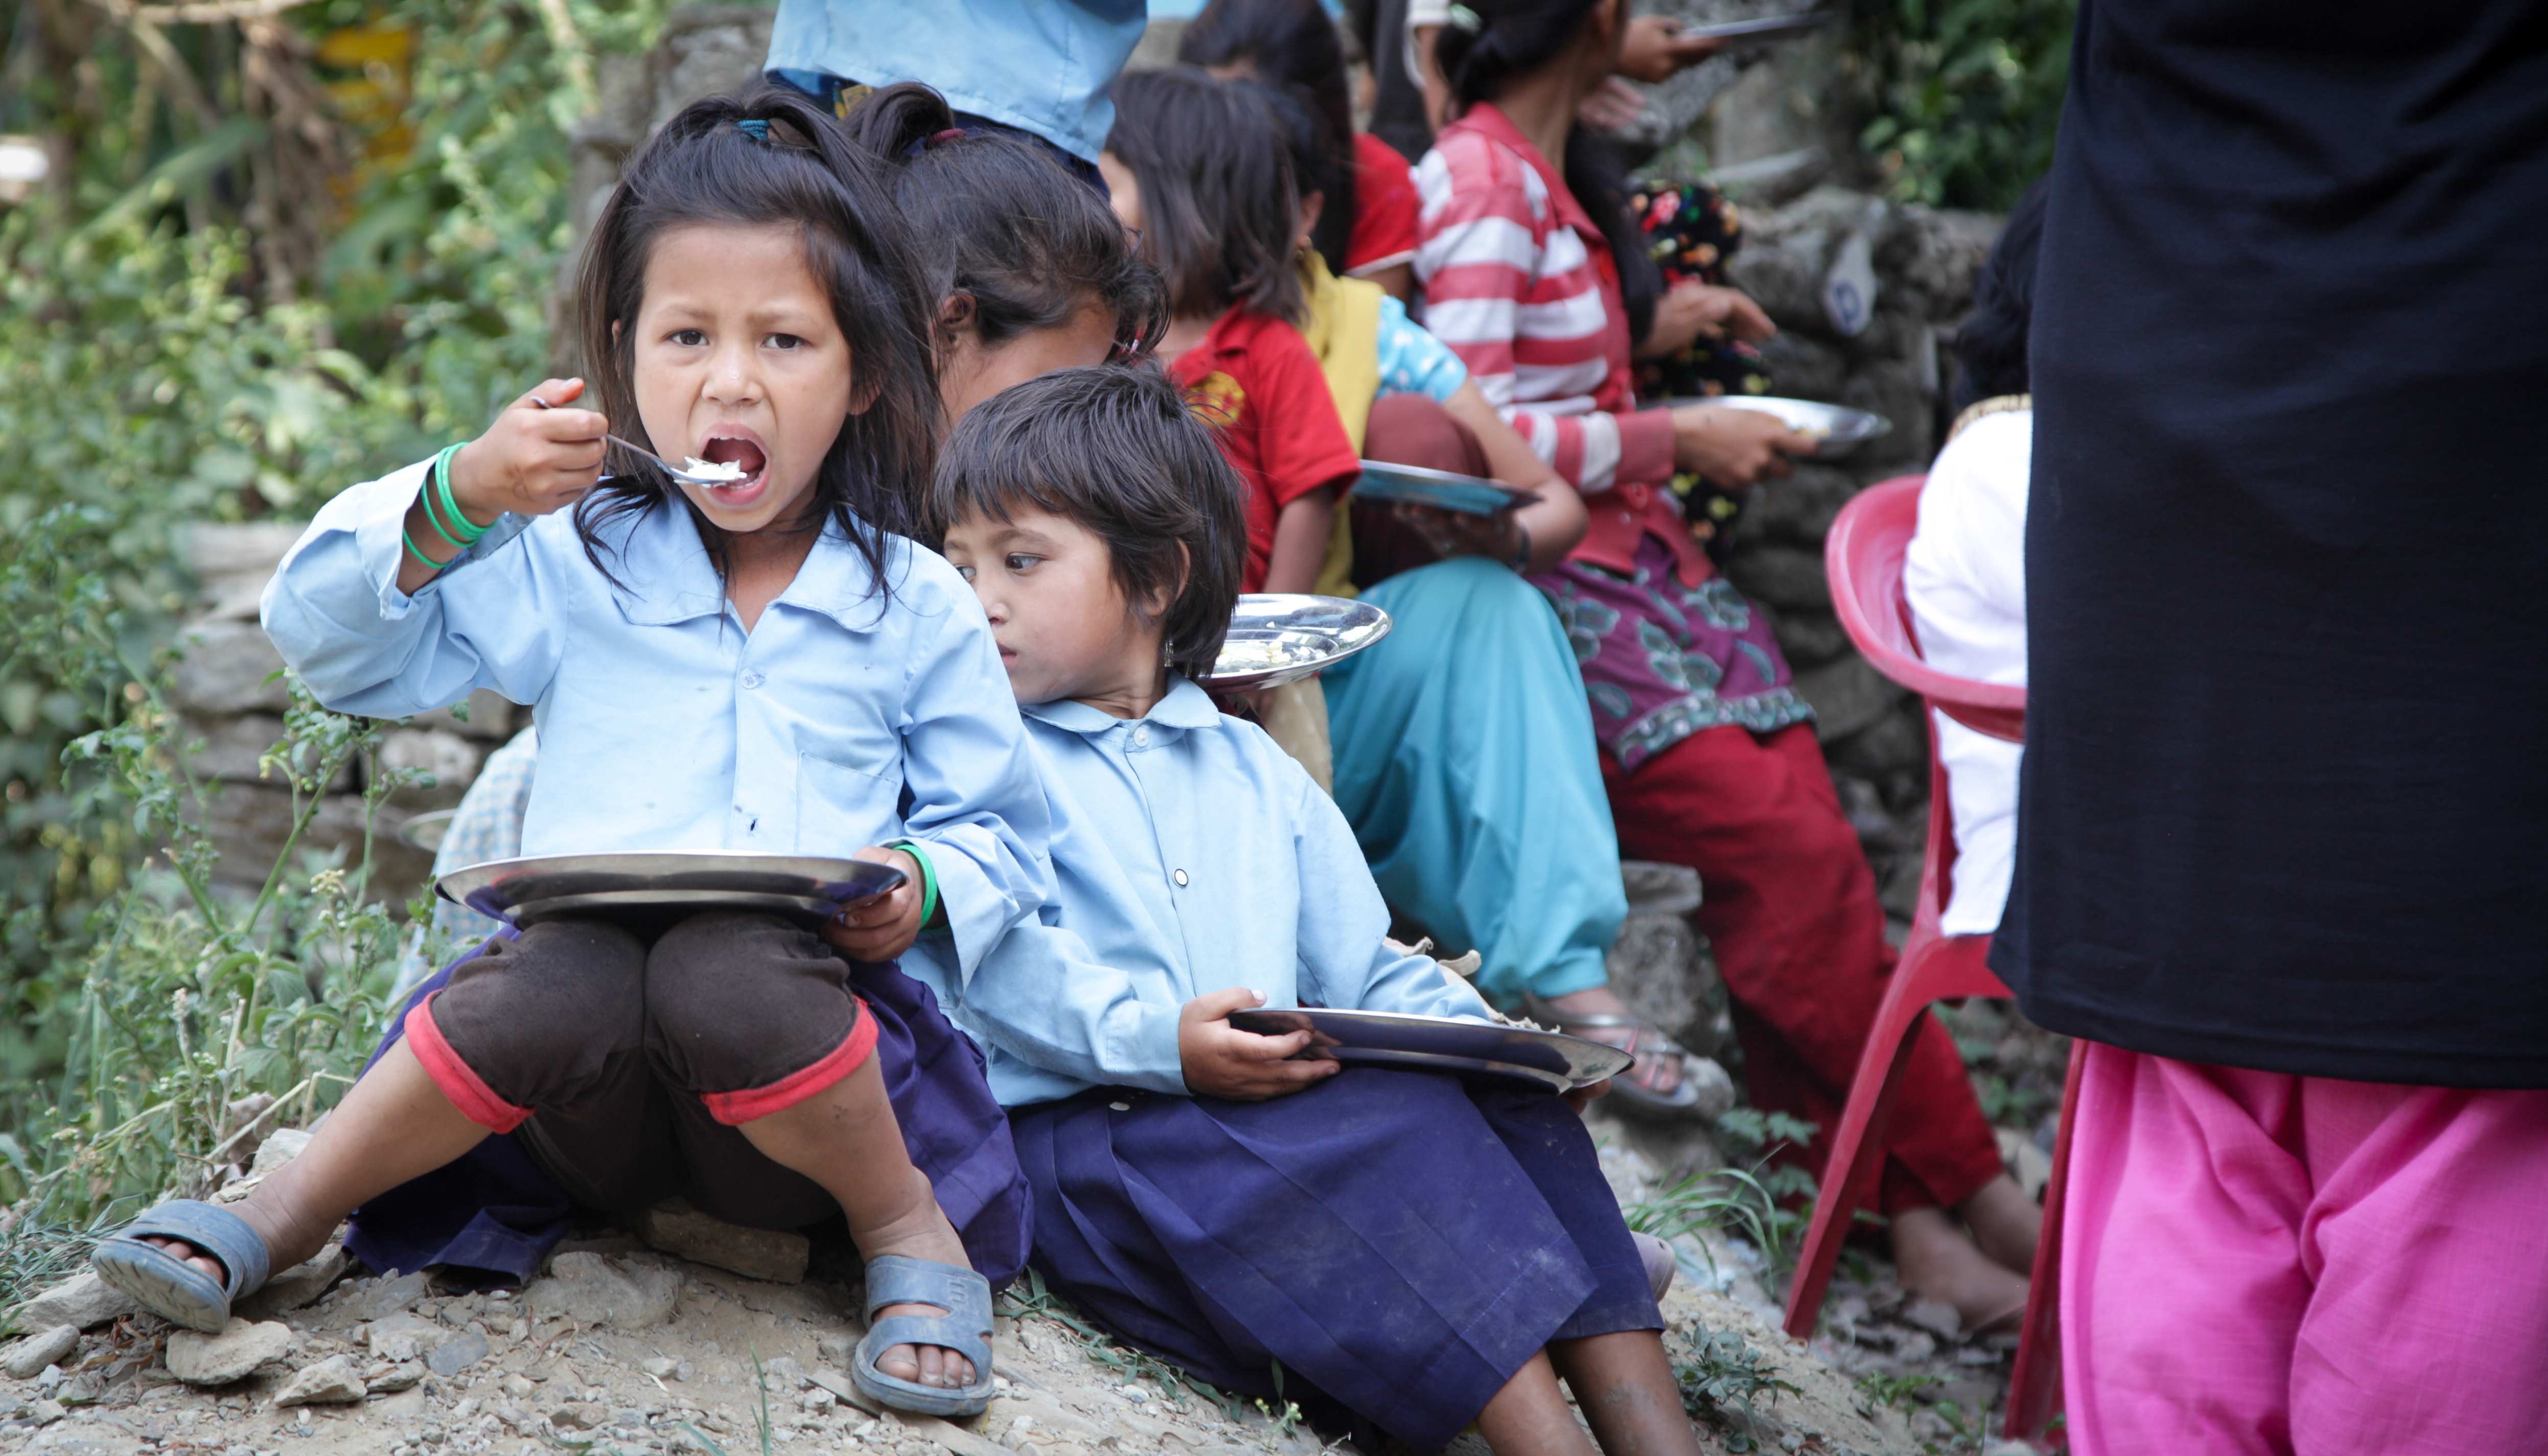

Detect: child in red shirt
[1101,68,1360,595]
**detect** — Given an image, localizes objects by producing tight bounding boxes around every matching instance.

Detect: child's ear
[1296,191,1326,256]
[934,292,978,347]
[1148,541,1192,620]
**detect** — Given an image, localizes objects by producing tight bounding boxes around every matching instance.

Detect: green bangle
[418,478,473,555]
[431,444,486,544]
[889,840,943,931]
[402,527,456,572]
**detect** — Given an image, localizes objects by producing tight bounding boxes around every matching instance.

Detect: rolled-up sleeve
[259,460,565,719]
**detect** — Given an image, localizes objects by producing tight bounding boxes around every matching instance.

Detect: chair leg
[1781,956,1941,1339]
[2003,1038,2088,1444]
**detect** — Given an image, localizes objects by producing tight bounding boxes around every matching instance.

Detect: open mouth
[695,433,769,496]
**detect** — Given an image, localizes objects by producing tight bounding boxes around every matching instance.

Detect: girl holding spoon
[91,88,1046,1419]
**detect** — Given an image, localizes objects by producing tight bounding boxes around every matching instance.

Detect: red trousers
[1602,724,2004,1213]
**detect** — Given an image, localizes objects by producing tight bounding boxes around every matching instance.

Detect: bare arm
[1265,488,1340,595]
[1447,380,1587,570]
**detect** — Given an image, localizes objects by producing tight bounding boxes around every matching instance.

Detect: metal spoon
[529,394,737,486]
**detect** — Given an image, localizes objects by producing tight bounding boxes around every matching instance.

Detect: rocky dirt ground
[0,1103,2067,1456]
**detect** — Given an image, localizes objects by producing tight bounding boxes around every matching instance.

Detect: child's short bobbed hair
[1107,67,1304,325]
[931,366,1247,680]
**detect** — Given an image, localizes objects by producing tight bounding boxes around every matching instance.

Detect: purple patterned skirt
[1533,534,1813,771]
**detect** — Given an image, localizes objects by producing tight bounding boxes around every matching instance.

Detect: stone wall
[176,525,521,901]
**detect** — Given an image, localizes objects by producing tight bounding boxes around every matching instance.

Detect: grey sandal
[848,1255,997,1418]
[91,1199,273,1334]
[1524,996,1707,1120]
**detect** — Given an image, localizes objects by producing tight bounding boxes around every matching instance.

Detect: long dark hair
[1952,178,2048,410]
[844,82,1166,365]
[1437,1,1661,344]
[1107,67,1305,324]
[571,85,940,596]
[931,365,1248,680]
[1177,0,1359,276]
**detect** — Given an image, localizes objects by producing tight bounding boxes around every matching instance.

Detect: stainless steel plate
[434,851,905,929]
[1667,395,1892,456]
[400,808,457,854]
[1679,10,1836,44]
[1200,594,1394,693]
[1352,460,1542,517]
[1226,1007,1632,1093]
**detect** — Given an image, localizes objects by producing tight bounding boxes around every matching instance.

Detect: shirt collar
[603,492,899,633]
[1444,102,1605,249]
[1022,677,1224,735]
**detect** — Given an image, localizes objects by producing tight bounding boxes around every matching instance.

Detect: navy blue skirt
[1010,1069,1661,1451]
[344,933,1032,1288]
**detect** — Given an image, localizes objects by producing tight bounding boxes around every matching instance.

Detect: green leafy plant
[1672,1323,1802,1453]
[1850,0,2075,210]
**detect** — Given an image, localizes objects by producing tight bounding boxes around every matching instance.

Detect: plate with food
[1351,461,1541,517]
[434,851,905,929]
[1200,595,1393,693]
[1677,10,1837,44]
[1666,395,1891,457]
[1225,1006,1632,1093]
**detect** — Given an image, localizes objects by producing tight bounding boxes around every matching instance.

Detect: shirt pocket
[796,752,907,854]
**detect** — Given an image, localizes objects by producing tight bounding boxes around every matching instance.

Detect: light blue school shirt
[903,678,1494,1107]
[764,0,1147,164]
[260,458,1054,975]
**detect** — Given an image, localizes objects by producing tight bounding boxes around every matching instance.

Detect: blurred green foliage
[0,0,677,1270]
[1852,0,2074,210]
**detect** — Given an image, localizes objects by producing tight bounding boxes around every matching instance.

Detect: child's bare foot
[1889,1206,2029,1335]
[1958,1172,2042,1276]
[853,1173,981,1391]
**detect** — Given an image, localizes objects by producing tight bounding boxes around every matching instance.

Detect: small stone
[501,1374,539,1399]
[674,1361,694,1383]
[549,1403,601,1431]
[522,1254,682,1329]
[271,1354,368,1407]
[9,1274,138,1334]
[239,1244,350,1319]
[166,1319,295,1387]
[634,1200,810,1284]
[5,1325,80,1380]
[29,1397,65,1424]
[1899,1297,1964,1343]
[766,1355,806,1389]
[365,1362,424,1394]
[425,1331,489,1377]
[1681,1055,1739,1121]
[637,1358,677,1381]
[361,1272,433,1321]
[815,1333,856,1367]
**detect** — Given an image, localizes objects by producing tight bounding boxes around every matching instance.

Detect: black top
[1995,0,2548,1086]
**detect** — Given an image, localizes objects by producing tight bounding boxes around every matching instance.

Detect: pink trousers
[2063,1042,2548,1455]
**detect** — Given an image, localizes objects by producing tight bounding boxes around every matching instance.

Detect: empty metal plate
[1200,594,1394,693]
[1226,1006,1632,1092]
[435,851,905,929]
[1667,396,1892,456]
[1353,460,1542,516]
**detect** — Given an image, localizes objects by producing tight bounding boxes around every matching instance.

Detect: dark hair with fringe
[571,85,940,597]
[1952,178,2048,410]
[1106,67,1305,325]
[1437,1,1661,345]
[843,83,1167,364]
[1177,0,1359,277]
[930,365,1247,680]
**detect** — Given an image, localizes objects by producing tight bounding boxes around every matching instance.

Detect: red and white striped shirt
[1415,103,1700,579]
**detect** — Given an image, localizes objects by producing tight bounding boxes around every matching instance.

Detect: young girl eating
[92,88,1048,1418]
[915,364,1704,1456]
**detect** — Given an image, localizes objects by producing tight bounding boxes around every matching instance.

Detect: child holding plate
[911,364,1703,1456]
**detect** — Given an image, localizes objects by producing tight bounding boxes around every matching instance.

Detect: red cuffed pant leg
[1602,723,2005,1213]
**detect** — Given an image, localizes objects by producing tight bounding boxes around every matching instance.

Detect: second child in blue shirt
[92,90,1038,1420]
[914,366,1704,1456]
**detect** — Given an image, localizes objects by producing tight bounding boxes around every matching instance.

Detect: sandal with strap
[1524,996,1708,1121]
[91,1199,273,1334]
[848,1254,997,1419]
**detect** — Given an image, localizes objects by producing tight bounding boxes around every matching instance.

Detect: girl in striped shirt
[1416,0,2045,1336]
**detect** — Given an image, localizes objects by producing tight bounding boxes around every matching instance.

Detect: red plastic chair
[1777,475,2077,1445]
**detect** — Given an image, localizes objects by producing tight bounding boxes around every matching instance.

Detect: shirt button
[1132,725,1151,748]
[1173,869,1188,887]
[740,670,765,690]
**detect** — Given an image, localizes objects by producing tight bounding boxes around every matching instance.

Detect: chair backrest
[1824,475,2026,744]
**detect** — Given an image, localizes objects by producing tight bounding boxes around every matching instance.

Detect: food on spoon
[1210,636,1324,675]
[681,455,748,483]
